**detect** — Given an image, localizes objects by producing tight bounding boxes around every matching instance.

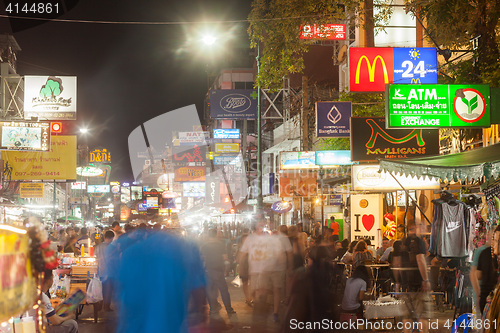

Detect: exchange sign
[350,47,437,92]
[386,84,490,128]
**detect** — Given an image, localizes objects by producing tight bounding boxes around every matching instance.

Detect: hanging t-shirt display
[440,202,467,257]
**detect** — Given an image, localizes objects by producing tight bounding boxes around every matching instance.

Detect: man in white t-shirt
[240,219,292,323]
[41,270,79,333]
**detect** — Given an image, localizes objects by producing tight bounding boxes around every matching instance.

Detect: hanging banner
[19,183,44,198]
[349,47,437,92]
[24,76,77,120]
[209,90,258,119]
[205,175,221,205]
[386,84,490,128]
[350,117,439,162]
[0,226,36,322]
[316,101,351,137]
[4,135,77,180]
[350,194,383,244]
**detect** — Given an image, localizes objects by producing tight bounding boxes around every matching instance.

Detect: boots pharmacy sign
[24,76,77,120]
[349,48,437,92]
[386,84,490,128]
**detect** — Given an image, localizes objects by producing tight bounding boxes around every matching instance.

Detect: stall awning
[379,143,500,181]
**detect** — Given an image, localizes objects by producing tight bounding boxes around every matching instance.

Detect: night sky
[0,0,252,182]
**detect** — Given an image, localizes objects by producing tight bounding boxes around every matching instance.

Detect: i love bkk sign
[349,47,437,92]
[386,84,490,128]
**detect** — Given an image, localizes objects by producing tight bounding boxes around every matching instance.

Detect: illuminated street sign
[386,84,490,128]
[350,47,438,92]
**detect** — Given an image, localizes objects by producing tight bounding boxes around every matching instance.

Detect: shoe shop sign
[386,84,490,128]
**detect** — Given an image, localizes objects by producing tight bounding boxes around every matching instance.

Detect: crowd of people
[39,216,465,333]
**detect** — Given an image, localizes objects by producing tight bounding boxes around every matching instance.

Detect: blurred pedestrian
[112,229,206,333]
[96,230,115,311]
[112,221,124,239]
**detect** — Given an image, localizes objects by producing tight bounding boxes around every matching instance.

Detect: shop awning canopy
[379,143,500,182]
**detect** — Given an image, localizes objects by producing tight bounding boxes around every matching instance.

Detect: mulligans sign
[350,117,439,162]
[386,84,490,128]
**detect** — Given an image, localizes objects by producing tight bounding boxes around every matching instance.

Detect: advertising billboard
[352,164,440,191]
[350,117,439,161]
[213,128,241,139]
[315,150,352,165]
[174,166,206,182]
[300,24,345,40]
[3,135,77,180]
[173,145,206,166]
[214,143,240,154]
[20,183,44,198]
[210,89,258,119]
[183,182,206,197]
[24,76,77,120]
[386,84,491,128]
[280,151,316,170]
[279,172,317,197]
[178,131,209,145]
[0,121,50,151]
[316,102,351,137]
[349,47,437,92]
[87,185,110,193]
[71,182,86,190]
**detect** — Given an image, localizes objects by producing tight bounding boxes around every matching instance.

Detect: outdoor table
[363,298,405,320]
[366,263,390,297]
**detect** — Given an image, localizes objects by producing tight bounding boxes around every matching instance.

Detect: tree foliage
[248,0,351,90]
[405,0,500,85]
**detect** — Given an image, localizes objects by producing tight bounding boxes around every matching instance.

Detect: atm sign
[350,47,437,92]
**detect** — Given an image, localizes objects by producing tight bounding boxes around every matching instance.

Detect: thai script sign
[300,24,345,40]
[316,101,351,137]
[24,76,77,120]
[20,183,44,198]
[349,48,437,92]
[386,84,490,128]
[174,166,206,182]
[210,90,258,119]
[214,143,240,154]
[4,135,77,180]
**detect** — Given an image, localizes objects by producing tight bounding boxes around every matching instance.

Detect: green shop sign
[386,84,490,128]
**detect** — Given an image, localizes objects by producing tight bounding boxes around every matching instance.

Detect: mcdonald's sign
[350,48,393,92]
[350,47,438,92]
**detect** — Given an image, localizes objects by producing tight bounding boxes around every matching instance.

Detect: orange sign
[174,166,206,182]
[349,48,393,92]
[279,173,317,197]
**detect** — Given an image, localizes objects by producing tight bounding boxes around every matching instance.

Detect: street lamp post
[256,43,263,216]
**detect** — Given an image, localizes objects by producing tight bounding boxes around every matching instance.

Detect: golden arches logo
[410,78,421,84]
[355,55,389,84]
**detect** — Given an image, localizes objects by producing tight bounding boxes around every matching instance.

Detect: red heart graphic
[362,214,375,231]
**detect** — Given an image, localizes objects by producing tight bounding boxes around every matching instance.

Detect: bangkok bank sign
[349,47,438,92]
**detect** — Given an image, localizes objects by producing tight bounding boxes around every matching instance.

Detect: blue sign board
[393,47,437,84]
[210,89,258,119]
[316,101,351,137]
[315,150,352,166]
[213,155,242,165]
[213,128,241,139]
